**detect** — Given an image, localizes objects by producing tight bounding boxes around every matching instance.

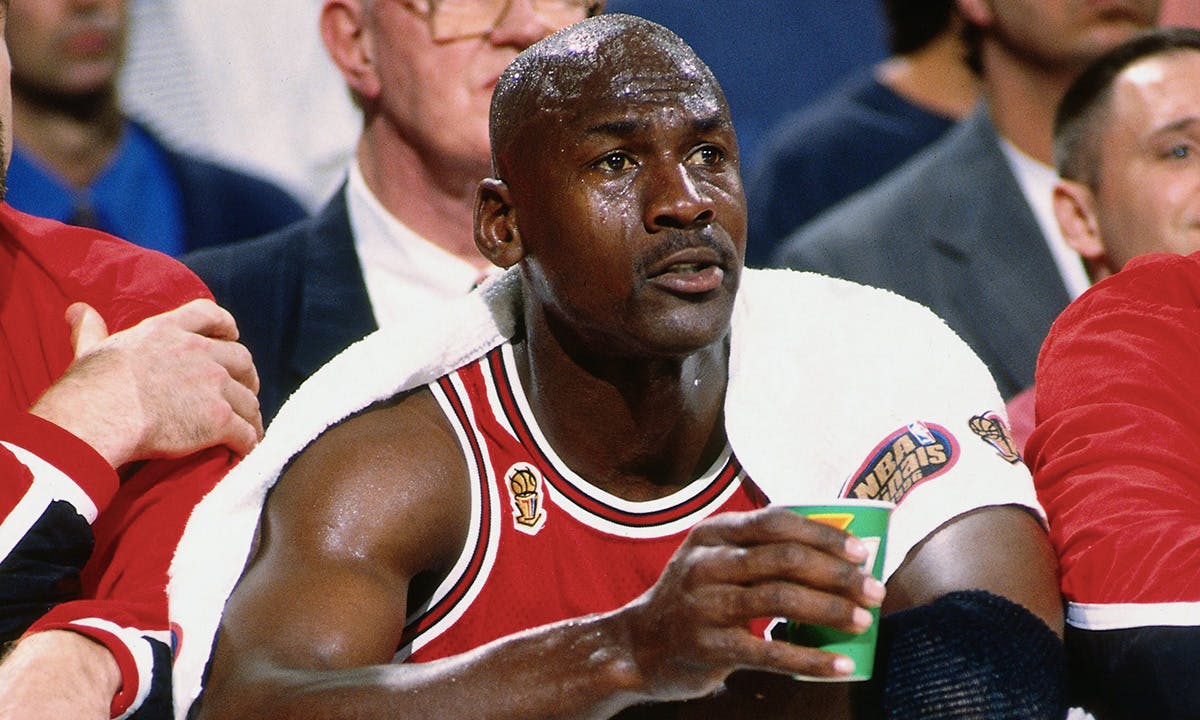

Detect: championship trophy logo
[506,463,546,535]
[969,412,1022,464]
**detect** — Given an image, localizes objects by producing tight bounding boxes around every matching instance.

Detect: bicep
[882,505,1063,636]
[204,395,469,699]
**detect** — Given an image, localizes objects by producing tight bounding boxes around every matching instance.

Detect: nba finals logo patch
[969,412,1022,464]
[505,462,547,535]
[842,422,959,503]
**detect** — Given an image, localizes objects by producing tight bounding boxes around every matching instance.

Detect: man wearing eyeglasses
[184,0,603,427]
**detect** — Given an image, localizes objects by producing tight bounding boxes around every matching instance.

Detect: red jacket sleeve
[25,448,238,718]
[1027,253,1200,608]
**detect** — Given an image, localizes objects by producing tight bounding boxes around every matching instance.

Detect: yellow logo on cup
[806,513,854,531]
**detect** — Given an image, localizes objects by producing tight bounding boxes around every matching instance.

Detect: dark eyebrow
[691,112,728,135]
[584,118,644,138]
[583,110,730,139]
[1155,116,1200,135]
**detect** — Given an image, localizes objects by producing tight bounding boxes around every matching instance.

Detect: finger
[697,581,873,635]
[696,626,855,680]
[65,303,110,358]
[700,542,881,607]
[165,298,240,341]
[225,379,265,442]
[690,507,863,563]
[220,383,264,455]
[739,632,858,680]
[209,339,260,395]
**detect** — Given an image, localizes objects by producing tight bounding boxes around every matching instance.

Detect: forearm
[202,612,644,720]
[0,630,119,720]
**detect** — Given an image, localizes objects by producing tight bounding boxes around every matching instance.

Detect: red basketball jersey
[400,343,769,662]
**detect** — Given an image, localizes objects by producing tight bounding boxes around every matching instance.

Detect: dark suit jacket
[160,134,309,255]
[772,106,1072,399]
[183,188,376,424]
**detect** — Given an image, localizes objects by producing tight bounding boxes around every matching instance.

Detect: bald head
[488,14,727,178]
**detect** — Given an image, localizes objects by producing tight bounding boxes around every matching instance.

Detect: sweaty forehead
[490,15,728,162]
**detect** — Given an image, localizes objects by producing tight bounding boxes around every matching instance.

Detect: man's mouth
[648,249,728,293]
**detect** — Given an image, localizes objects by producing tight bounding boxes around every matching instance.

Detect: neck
[876,28,980,120]
[514,309,731,501]
[11,86,124,188]
[356,123,494,271]
[978,43,1083,165]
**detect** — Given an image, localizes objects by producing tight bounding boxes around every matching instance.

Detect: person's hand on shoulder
[31,298,264,468]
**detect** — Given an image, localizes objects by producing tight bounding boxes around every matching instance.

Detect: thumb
[66,303,110,358]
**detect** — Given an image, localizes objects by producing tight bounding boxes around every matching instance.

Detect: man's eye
[597,152,633,172]
[1169,144,1192,159]
[687,145,724,166]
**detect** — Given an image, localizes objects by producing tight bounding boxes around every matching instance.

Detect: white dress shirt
[346,160,487,328]
[998,139,1091,300]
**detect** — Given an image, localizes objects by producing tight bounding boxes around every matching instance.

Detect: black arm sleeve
[868,589,1067,719]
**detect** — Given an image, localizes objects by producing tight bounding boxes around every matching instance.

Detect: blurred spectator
[121,1,887,207]
[1009,24,1200,451]
[6,0,307,257]
[0,1,262,708]
[773,0,1159,400]
[746,0,979,266]
[184,0,603,426]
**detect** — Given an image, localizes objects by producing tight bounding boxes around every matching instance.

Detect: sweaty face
[985,0,1160,72]
[505,52,746,359]
[7,0,124,98]
[367,0,589,177]
[1091,50,1200,268]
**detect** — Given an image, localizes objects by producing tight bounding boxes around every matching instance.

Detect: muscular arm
[883,505,1062,633]
[199,390,884,720]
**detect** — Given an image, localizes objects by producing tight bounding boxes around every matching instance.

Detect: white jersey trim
[1067,600,1200,630]
[492,343,743,539]
[400,373,502,657]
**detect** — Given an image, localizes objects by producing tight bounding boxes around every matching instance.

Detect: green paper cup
[785,499,893,681]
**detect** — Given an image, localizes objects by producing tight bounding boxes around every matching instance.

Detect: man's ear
[1053,179,1110,281]
[475,178,524,268]
[1053,179,1105,258]
[321,0,381,102]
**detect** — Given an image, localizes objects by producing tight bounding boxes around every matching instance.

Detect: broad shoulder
[1052,251,1200,326]
[1035,251,1200,413]
[740,268,962,338]
[265,386,470,575]
[0,204,209,330]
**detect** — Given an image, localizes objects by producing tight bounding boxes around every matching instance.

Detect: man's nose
[643,163,715,232]
[489,0,557,50]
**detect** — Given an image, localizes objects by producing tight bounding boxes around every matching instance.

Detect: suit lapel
[927,110,1072,396]
[291,189,378,381]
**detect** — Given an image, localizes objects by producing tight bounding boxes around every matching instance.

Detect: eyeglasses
[400,0,599,43]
